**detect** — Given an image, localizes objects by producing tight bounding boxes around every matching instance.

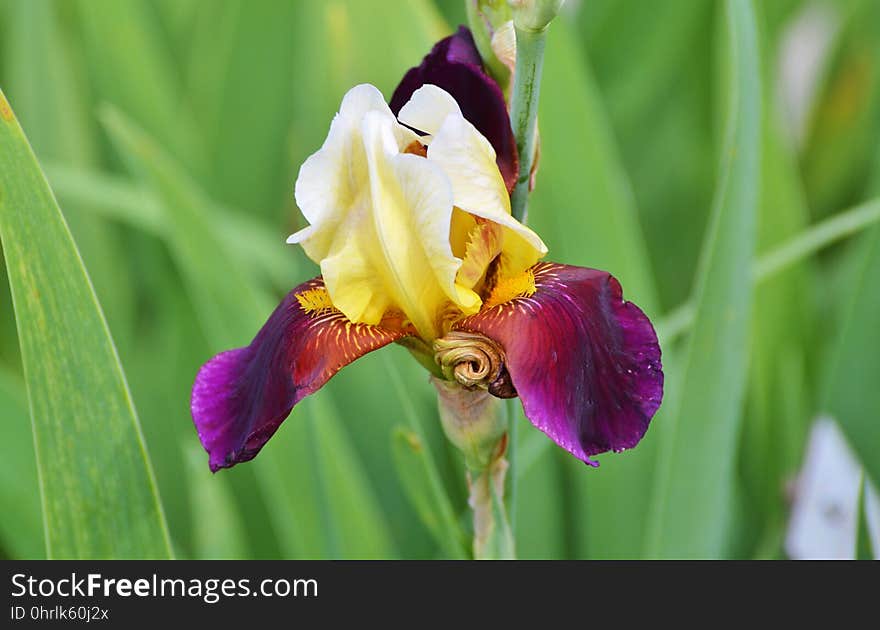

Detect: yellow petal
[291,84,478,340]
[289,84,417,261]
[363,113,480,336]
[456,219,502,290]
[449,207,477,260]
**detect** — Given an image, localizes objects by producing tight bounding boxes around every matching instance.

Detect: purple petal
[455,263,663,465]
[390,26,518,192]
[191,277,404,471]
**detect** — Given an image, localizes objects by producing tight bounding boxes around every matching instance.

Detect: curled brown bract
[433,331,517,398]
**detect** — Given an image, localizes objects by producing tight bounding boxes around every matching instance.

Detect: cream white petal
[397,83,461,137]
[426,99,547,277]
[291,83,417,262]
[401,85,546,263]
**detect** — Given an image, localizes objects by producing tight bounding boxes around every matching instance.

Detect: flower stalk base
[431,375,515,559]
[469,455,515,559]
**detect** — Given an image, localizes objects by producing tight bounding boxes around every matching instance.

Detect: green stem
[509,25,547,223]
[753,199,880,281]
[655,198,880,346]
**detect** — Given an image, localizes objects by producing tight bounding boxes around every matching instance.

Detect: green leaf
[184,0,447,227]
[306,395,396,558]
[184,443,249,560]
[44,163,165,234]
[511,408,567,559]
[737,2,814,556]
[329,345,460,559]
[644,0,762,558]
[73,0,205,174]
[821,50,880,491]
[823,223,880,488]
[655,198,880,346]
[390,428,468,558]
[801,0,880,218]
[392,428,450,555]
[0,364,43,558]
[44,163,301,295]
[257,395,397,559]
[100,106,271,348]
[579,0,713,133]
[577,1,717,309]
[855,476,874,560]
[0,91,172,558]
[387,351,467,559]
[185,1,302,221]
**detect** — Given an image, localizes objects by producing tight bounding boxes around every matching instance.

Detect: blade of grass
[754,199,880,279]
[326,344,459,558]
[186,0,300,222]
[45,163,164,233]
[307,395,396,558]
[73,0,205,175]
[286,0,448,195]
[184,442,250,559]
[385,353,467,559]
[644,0,761,558]
[530,19,657,308]
[0,91,172,558]
[256,394,397,559]
[391,428,466,558]
[43,163,301,294]
[153,0,199,51]
[100,106,269,347]
[578,1,717,310]
[510,407,567,559]
[119,272,216,558]
[580,0,713,133]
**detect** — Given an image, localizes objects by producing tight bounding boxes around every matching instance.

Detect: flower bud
[508,0,564,32]
[490,20,517,76]
[466,0,514,87]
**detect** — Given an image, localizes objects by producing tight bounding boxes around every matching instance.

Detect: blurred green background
[0,0,878,559]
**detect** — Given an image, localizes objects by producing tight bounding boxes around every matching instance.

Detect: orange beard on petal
[403,140,428,157]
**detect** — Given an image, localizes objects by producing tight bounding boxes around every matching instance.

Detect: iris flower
[191,27,663,472]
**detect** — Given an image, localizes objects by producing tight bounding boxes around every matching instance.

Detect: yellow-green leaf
[645,0,762,558]
[0,91,172,558]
